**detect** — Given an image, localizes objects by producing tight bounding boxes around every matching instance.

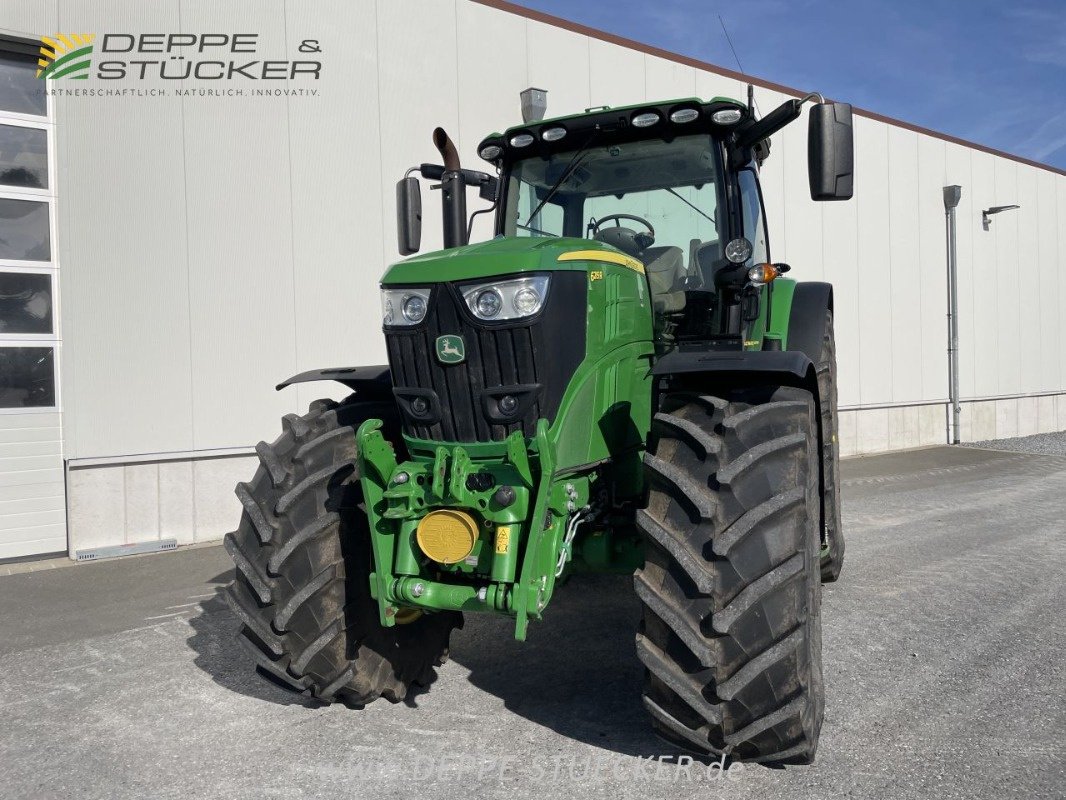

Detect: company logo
[435,335,465,364]
[34,33,321,83]
[37,34,95,80]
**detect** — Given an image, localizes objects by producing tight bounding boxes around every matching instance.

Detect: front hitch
[355,419,576,639]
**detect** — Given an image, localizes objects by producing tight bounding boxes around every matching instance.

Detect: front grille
[385,272,587,442]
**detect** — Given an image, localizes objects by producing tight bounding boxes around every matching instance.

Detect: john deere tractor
[224,88,853,762]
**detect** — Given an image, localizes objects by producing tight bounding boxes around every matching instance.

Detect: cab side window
[738,168,769,264]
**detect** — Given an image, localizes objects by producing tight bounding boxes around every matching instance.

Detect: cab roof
[478,96,750,164]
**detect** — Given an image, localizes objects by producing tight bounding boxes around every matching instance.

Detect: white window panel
[0,120,49,193]
[0,47,47,119]
[0,342,57,410]
[0,196,51,261]
[0,269,53,335]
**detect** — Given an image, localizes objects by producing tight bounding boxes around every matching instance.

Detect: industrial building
[0,0,1063,560]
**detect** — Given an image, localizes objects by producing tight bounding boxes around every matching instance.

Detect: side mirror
[808,102,854,201]
[396,176,422,255]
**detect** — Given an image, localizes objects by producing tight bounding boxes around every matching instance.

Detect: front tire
[224,397,461,705]
[635,387,824,762]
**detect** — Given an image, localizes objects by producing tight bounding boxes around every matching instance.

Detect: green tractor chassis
[359,239,656,640]
[225,90,854,762]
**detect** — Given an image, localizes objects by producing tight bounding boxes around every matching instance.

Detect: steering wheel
[589,213,656,257]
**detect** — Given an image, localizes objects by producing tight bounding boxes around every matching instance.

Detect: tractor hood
[380,236,635,285]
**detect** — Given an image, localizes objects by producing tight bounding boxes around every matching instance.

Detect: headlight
[381,286,431,326]
[402,294,427,322]
[513,286,541,315]
[724,237,753,264]
[631,111,660,128]
[712,108,743,125]
[461,275,550,321]
[474,289,503,318]
[669,107,699,124]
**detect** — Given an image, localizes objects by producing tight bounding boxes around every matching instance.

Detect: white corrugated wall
[0,0,1060,557]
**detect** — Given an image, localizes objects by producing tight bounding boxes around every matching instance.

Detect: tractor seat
[640,245,686,312]
[692,239,724,287]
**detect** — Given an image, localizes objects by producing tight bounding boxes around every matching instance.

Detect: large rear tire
[635,387,824,762]
[817,311,845,582]
[224,397,461,704]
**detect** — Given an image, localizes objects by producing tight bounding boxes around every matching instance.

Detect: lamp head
[981,204,1020,231]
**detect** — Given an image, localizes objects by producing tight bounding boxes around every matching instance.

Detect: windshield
[501,135,722,285]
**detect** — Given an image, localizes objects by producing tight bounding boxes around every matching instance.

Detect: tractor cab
[397,94,853,349]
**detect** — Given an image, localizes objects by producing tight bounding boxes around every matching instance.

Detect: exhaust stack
[432,127,467,248]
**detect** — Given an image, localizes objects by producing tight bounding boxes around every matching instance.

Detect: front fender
[652,349,816,388]
[276,365,392,399]
[785,282,834,362]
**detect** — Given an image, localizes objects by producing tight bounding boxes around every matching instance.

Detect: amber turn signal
[747,263,780,285]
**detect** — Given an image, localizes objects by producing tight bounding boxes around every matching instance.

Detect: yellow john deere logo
[37,34,95,80]
[435,335,465,364]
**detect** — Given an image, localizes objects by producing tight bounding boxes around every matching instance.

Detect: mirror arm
[401,163,500,252]
[413,163,495,191]
[735,93,825,150]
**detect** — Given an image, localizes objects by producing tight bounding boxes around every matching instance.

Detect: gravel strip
[963,430,1066,456]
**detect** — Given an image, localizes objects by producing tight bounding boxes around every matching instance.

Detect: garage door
[0,36,66,559]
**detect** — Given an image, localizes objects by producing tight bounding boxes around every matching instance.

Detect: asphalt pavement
[1,443,1063,799]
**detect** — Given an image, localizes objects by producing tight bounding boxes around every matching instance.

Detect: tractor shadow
[187,568,681,757]
[185,571,329,709]
[446,572,668,758]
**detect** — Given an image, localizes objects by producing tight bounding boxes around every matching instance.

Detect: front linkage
[356,417,595,640]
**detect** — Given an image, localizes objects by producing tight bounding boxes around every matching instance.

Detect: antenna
[718,13,760,116]
[718,14,745,73]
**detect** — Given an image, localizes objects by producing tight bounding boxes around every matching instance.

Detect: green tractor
[225,88,853,762]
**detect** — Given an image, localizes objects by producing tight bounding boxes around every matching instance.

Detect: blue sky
[511,0,1066,170]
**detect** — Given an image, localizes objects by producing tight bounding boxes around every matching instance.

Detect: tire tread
[224,396,460,706]
[635,387,824,763]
